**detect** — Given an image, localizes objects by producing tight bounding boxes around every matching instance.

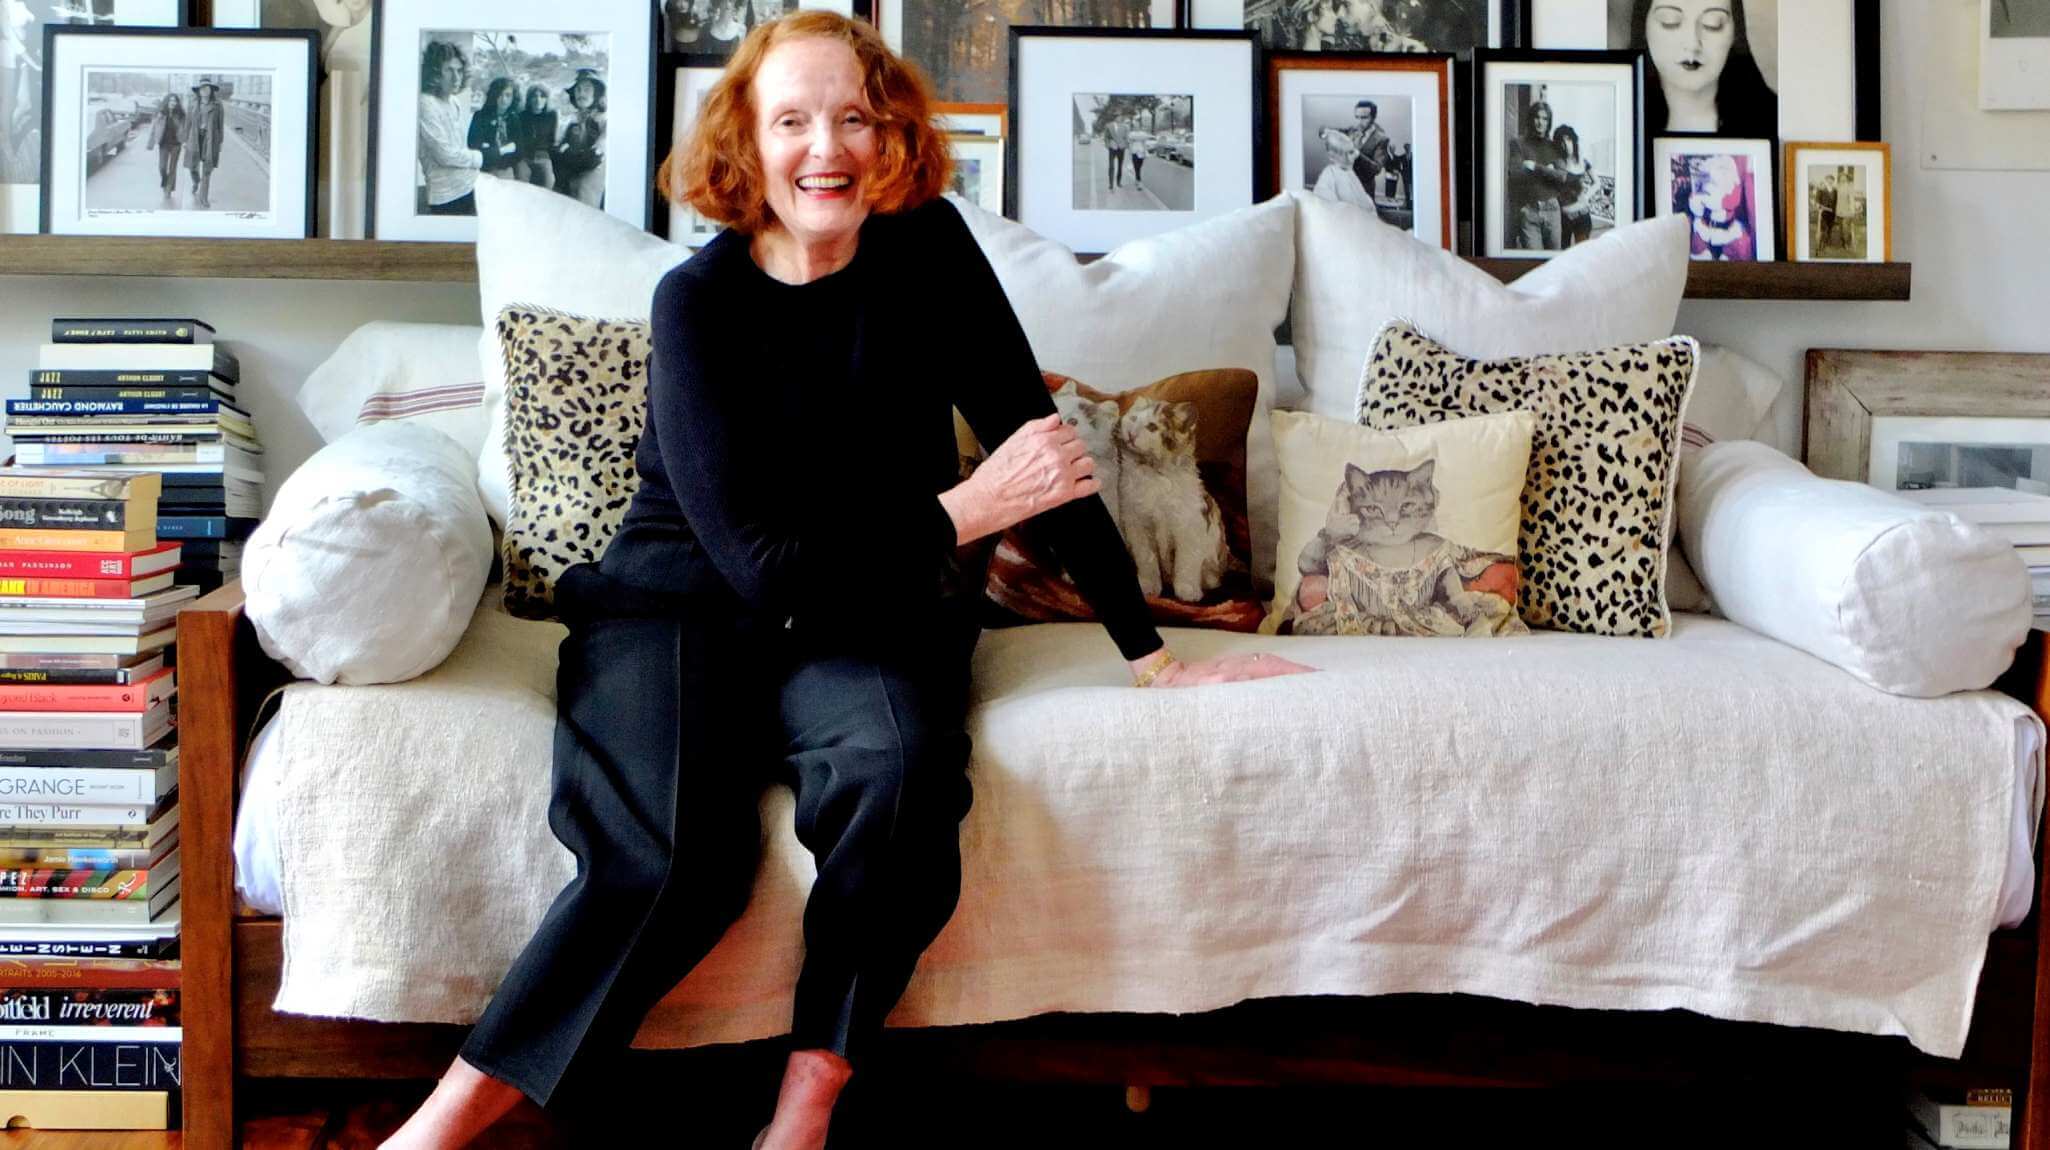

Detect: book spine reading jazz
[0,989,179,1027]
[50,320,212,345]
[30,370,231,395]
[0,500,141,531]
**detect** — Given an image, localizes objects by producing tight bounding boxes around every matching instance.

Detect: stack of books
[1899,487,2050,630]
[0,467,187,1127]
[17,318,262,595]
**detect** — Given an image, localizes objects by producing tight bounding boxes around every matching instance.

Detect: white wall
[0,2,2042,496]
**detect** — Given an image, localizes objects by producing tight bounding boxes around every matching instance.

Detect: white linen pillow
[474,176,691,525]
[1288,192,1690,421]
[297,322,489,456]
[1680,440,2032,697]
[948,192,1296,591]
[243,422,493,685]
[1687,345,1786,447]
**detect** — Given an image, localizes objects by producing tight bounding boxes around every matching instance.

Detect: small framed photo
[934,101,1007,137]
[883,0,1176,104]
[1268,51,1453,249]
[662,0,862,59]
[1784,140,1889,264]
[1651,136,1774,261]
[1476,49,1643,259]
[211,0,374,73]
[1192,0,1518,52]
[0,0,188,235]
[658,62,723,246]
[368,0,658,242]
[39,26,318,239]
[1008,28,1259,254]
[946,132,1003,215]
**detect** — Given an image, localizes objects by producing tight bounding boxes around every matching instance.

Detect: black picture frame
[366,0,661,241]
[37,23,320,239]
[1515,0,1882,141]
[1179,0,1525,51]
[1004,24,1262,250]
[1471,47,1647,259]
[660,0,874,56]
[651,53,728,242]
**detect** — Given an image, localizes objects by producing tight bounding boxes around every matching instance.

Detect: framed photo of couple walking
[1474,49,1643,259]
[37,25,318,239]
[367,0,658,243]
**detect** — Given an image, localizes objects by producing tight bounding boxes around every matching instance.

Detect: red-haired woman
[380,14,1306,1150]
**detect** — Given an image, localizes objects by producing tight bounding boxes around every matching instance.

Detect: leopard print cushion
[496,306,650,620]
[1356,321,1697,638]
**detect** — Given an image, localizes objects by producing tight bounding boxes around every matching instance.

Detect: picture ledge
[0,234,1913,301]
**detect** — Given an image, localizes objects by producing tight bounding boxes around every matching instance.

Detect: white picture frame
[1868,416,2050,494]
[1983,0,2050,110]
[946,131,1003,216]
[1010,29,1257,255]
[1188,0,1506,50]
[1479,53,1642,260]
[0,0,185,235]
[1650,136,1775,261]
[368,0,656,243]
[663,63,722,247]
[39,26,318,239]
[1785,140,1889,264]
[879,0,1177,104]
[1271,54,1453,250]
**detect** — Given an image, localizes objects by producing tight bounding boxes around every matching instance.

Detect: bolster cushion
[1680,439,2033,697]
[243,423,493,685]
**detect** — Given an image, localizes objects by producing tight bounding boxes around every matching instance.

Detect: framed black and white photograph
[1784,139,1887,264]
[1477,50,1642,258]
[884,0,1176,104]
[663,0,858,59]
[0,0,186,234]
[659,61,721,246]
[947,130,1004,214]
[1650,135,1771,260]
[1191,0,1516,52]
[1983,0,2050,110]
[368,0,656,242]
[1869,418,2050,496]
[1525,0,1881,141]
[212,0,373,72]
[1008,28,1257,253]
[39,25,317,239]
[1268,51,1452,248]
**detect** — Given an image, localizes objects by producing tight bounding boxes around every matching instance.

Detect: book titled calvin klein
[0,1037,180,1090]
[50,320,213,346]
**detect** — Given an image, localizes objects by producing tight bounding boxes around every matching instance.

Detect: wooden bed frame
[172,581,2050,1148]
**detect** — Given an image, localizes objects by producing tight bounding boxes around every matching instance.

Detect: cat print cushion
[1356,321,1699,639]
[982,369,1266,632]
[496,306,650,620]
[1264,410,1536,638]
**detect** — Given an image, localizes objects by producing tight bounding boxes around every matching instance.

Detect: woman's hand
[939,413,1099,545]
[1147,651,1317,687]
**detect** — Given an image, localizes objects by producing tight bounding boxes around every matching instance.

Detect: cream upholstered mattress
[232,606,2045,1059]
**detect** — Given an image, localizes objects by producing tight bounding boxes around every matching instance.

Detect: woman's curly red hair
[660,11,952,235]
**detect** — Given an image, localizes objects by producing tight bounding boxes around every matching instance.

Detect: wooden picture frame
[934,100,1009,137]
[1784,139,1890,264]
[1803,349,2050,484]
[1265,51,1454,250]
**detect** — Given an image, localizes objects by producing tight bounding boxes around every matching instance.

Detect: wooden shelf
[0,235,1911,299]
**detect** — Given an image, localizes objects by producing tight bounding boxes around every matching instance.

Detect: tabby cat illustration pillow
[1264,410,1535,638]
[983,369,1266,632]
[496,306,650,620]
[1356,321,1699,639]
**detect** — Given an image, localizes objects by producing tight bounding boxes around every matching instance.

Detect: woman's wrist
[937,479,998,547]
[1128,647,1177,688]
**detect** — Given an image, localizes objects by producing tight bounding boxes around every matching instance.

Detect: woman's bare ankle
[759,1050,852,1150]
[379,1056,528,1150]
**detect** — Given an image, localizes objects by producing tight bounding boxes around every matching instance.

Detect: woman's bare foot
[379,1056,527,1150]
[757,1049,852,1150]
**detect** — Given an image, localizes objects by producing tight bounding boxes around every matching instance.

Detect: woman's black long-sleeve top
[599,195,1164,661]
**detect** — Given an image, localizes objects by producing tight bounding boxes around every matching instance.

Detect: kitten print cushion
[1265,410,1536,639]
[982,370,1266,632]
[496,306,650,620]
[1356,321,1698,639]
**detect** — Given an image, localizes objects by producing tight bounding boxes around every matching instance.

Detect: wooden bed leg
[181,584,252,1150]
[1124,1085,1152,1114]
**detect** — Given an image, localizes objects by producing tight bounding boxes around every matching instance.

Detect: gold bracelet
[1132,649,1177,688]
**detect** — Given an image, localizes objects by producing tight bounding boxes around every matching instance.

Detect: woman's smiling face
[1646,1,1735,97]
[752,36,879,247]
